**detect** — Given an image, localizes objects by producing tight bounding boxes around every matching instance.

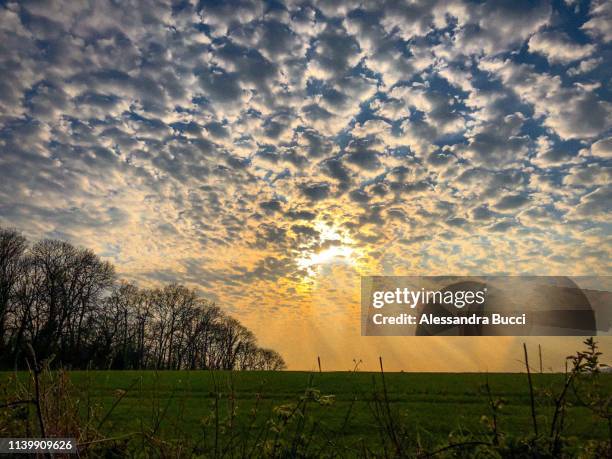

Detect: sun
[296,221,356,275]
[298,244,354,269]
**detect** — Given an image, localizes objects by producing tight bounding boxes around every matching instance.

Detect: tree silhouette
[0,227,285,371]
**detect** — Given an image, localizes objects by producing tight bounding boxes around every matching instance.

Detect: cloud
[471,205,498,221]
[583,137,612,159]
[300,182,331,201]
[531,135,580,167]
[582,0,612,43]
[306,23,362,79]
[450,0,551,57]
[528,30,596,63]
[567,57,602,76]
[566,186,612,221]
[481,59,612,140]
[459,113,529,166]
[564,163,611,187]
[259,199,283,213]
[494,194,531,210]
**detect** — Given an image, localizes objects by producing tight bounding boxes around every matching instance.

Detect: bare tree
[21,239,115,365]
[0,228,27,362]
[0,227,285,372]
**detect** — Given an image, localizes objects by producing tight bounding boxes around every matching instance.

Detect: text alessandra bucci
[371,313,527,326]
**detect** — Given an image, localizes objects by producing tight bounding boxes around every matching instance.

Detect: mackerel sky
[1,0,610,369]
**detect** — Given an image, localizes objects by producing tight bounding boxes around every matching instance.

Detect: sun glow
[296,221,356,274]
[298,244,355,269]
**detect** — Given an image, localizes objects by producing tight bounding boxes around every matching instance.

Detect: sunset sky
[0,0,610,371]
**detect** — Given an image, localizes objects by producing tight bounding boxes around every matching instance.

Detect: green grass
[3,370,610,451]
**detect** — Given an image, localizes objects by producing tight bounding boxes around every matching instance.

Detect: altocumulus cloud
[0,0,611,315]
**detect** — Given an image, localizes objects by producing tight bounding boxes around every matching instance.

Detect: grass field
[2,369,611,455]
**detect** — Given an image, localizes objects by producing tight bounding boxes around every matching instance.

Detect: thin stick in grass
[523,343,538,437]
[379,356,403,457]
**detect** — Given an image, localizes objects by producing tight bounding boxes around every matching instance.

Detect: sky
[0,0,611,371]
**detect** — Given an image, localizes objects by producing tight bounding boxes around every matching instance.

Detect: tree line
[0,227,285,371]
